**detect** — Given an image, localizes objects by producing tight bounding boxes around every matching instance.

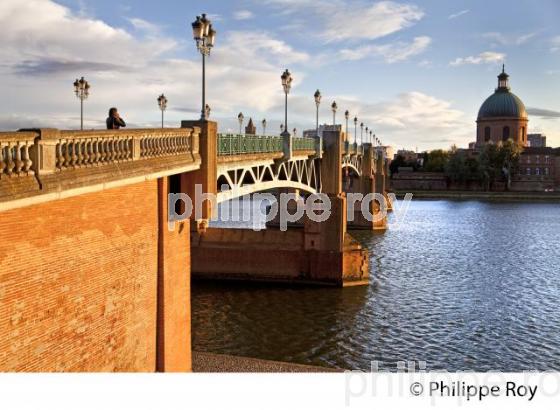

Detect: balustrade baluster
[23,141,33,174]
[14,141,24,175]
[6,142,15,175]
[93,139,100,164]
[125,137,132,160]
[117,138,122,161]
[70,139,78,167]
[0,142,6,177]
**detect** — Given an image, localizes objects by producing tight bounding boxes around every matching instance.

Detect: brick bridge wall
[0,178,191,371]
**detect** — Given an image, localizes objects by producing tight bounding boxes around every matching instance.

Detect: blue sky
[1,0,559,150]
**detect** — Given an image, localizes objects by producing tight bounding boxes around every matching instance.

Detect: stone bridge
[0,120,391,373]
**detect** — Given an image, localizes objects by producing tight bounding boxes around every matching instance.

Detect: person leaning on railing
[106,107,127,130]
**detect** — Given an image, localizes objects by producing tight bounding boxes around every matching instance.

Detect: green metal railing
[343,141,366,156]
[293,137,316,151]
[218,134,282,156]
[217,134,316,156]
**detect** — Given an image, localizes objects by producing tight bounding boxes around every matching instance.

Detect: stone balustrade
[0,127,200,211]
[0,132,37,178]
[50,129,194,172]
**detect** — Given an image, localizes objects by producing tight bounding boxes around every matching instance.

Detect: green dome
[478,67,527,120]
[477,89,527,120]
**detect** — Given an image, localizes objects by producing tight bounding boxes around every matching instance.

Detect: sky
[0,0,559,151]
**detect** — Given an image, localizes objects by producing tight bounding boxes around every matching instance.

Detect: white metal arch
[216,156,320,203]
[342,154,362,177]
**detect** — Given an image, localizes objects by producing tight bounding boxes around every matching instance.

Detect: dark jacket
[106,116,126,130]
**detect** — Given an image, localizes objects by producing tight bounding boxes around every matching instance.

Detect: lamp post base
[281,130,292,160]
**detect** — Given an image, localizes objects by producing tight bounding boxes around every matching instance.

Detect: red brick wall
[0,180,170,371]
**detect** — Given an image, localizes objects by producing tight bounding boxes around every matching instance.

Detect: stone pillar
[374,149,388,230]
[384,157,393,212]
[156,177,191,372]
[181,120,217,232]
[282,132,293,160]
[23,128,59,176]
[347,144,376,230]
[320,125,343,195]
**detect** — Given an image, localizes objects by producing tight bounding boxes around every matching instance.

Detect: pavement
[192,351,342,373]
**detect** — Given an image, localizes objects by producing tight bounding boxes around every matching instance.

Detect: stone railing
[48,129,194,171]
[1,127,201,210]
[26,128,197,174]
[0,132,37,178]
[217,134,283,156]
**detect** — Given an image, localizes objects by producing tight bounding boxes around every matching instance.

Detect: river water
[192,200,560,371]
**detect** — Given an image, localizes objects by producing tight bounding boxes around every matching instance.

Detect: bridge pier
[191,193,368,286]
[190,125,370,287]
[181,120,217,232]
[374,149,389,230]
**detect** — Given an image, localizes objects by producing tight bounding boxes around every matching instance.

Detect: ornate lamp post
[314,89,321,135]
[344,110,349,141]
[73,77,90,130]
[331,101,338,125]
[365,126,369,144]
[262,119,267,135]
[281,69,293,137]
[353,116,358,144]
[157,94,168,128]
[191,14,217,121]
[360,122,364,144]
[369,130,373,145]
[238,112,244,134]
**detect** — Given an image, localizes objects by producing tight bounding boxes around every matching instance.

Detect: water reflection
[192,200,560,371]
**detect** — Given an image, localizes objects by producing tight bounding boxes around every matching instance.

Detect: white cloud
[339,36,431,63]
[450,51,506,66]
[233,10,255,20]
[418,60,432,68]
[482,31,537,46]
[260,0,424,42]
[256,91,470,150]
[0,0,310,130]
[448,9,469,20]
[551,36,560,52]
[216,31,310,67]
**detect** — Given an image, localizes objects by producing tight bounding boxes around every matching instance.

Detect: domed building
[476,65,528,147]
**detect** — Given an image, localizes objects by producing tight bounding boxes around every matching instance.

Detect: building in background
[528,133,547,147]
[396,149,417,163]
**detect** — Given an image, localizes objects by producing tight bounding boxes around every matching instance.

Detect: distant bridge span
[214,133,372,203]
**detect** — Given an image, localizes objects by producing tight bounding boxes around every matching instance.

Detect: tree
[389,154,406,177]
[478,141,522,190]
[444,151,466,183]
[498,140,523,190]
[424,149,449,172]
[444,151,482,186]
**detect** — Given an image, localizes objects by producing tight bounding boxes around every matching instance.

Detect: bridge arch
[216,156,320,203]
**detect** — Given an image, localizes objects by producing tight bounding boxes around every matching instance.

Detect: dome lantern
[497,64,510,92]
